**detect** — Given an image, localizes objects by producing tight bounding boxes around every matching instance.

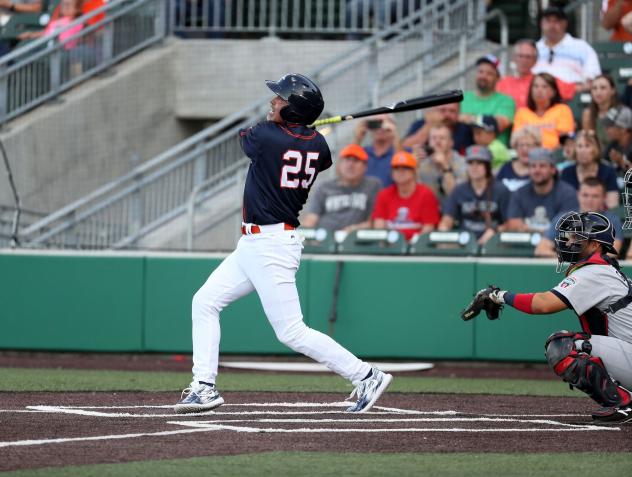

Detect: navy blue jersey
[240,121,332,227]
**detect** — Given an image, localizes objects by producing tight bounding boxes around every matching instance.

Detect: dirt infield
[2,390,631,472]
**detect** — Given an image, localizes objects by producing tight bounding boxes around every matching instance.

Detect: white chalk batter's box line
[0,402,621,448]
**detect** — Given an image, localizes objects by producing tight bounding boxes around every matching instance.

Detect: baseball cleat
[346,367,393,413]
[591,406,632,424]
[174,382,224,414]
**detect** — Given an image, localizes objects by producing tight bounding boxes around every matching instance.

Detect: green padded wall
[143,256,309,354]
[307,259,476,359]
[0,253,144,351]
[0,252,589,361]
[473,261,579,361]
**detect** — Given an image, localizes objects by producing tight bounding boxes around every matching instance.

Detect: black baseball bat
[311,89,463,127]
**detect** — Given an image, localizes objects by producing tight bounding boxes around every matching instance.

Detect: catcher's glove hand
[461,285,504,321]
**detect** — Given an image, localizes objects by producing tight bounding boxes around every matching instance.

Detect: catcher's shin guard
[544,331,632,408]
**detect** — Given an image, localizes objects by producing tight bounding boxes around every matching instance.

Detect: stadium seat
[337,229,408,255]
[566,91,591,124]
[479,232,542,257]
[592,41,632,60]
[408,231,479,256]
[298,228,338,254]
[0,0,60,42]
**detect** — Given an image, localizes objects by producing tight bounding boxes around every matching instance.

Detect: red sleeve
[371,189,389,219]
[418,186,441,225]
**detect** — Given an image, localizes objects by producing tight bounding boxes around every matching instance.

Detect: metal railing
[184,6,508,250]
[19,0,484,249]
[172,0,442,36]
[0,0,167,125]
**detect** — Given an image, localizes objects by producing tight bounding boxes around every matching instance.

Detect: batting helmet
[554,211,617,271]
[265,73,324,125]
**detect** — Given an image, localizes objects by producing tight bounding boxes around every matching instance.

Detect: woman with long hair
[438,145,511,245]
[512,73,575,149]
[582,74,619,148]
[560,130,619,208]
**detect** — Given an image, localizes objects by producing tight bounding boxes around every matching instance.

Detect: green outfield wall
[0,252,581,361]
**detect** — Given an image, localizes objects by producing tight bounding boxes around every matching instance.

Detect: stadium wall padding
[0,253,580,361]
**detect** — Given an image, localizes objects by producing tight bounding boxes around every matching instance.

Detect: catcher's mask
[554,211,616,272]
[623,168,632,230]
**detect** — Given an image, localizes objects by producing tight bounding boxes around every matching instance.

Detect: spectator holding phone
[402,102,474,156]
[416,124,467,205]
[353,114,399,187]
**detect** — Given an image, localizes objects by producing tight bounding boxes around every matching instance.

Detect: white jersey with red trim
[551,258,632,344]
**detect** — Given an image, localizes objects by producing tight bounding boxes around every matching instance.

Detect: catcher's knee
[544,331,631,407]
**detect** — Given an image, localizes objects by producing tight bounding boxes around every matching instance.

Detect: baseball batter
[463,211,632,423]
[174,73,392,414]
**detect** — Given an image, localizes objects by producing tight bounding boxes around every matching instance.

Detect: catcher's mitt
[461,285,503,321]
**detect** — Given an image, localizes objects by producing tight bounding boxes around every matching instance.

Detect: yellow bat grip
[310,115,343,127]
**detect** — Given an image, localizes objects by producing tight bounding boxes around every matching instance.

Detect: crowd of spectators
[301,3,632,257]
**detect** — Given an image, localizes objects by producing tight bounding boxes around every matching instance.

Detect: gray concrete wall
[0,41,196,214]
[174,38,360,118]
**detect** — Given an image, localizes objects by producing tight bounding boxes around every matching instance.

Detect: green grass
[0,367,579,397]
[4,452,632,477]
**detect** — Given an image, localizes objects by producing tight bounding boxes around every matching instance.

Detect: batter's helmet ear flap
[265,73,324,125]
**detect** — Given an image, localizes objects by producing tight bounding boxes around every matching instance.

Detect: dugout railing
[18,0,489,249]
[0,0,168,126]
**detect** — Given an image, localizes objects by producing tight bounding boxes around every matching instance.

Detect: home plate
[219,362,434,372]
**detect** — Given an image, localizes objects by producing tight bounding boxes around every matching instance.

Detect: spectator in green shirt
[459,55,516,146]
[471,115,511,171]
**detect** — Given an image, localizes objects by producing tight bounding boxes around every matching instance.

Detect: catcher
[462,211,632,423]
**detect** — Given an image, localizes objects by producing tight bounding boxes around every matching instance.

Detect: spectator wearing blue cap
[471,115,511,170]
[439,145,511,245]
[506,147,578,233]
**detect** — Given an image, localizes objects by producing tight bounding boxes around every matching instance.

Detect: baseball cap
[471,115,498,133]
[528,147,556,165]
[391,151,417,169]
[540,5,568,21]
[339,144,368,161]
[465,145,492,163]
[475,54,500,73]
[602,105,632,130]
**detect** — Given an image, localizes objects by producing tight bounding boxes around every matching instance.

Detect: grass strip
[0,367,578,397]
[3,452,632,477]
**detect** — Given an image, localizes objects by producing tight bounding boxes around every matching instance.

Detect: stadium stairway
[13,1,500,251]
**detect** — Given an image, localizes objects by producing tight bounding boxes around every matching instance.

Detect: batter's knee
[191,290,221,320]
[274,319,309,350]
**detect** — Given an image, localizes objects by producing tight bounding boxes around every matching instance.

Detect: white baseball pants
[191,224,371,385]
[579,335,632,390]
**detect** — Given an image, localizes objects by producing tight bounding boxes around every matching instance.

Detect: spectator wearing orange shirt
[601,0,632,42]
[372,151,440,241]
[497,39,575,109]
[512,73,575,150]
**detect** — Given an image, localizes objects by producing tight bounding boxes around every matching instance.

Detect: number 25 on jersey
[281,150,319,189]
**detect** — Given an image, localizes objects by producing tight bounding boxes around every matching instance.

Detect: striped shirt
[533,34,601,84]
